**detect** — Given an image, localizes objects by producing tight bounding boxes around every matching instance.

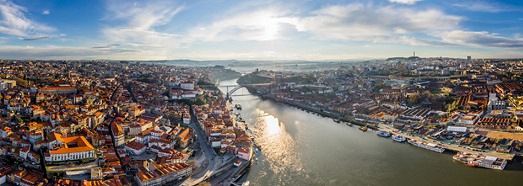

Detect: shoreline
[378,124,515,160]
[257,94,379,130]
[240,86,517,161]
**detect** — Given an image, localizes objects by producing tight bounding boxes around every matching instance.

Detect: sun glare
[265,115,281,136]
[256,13,280,41]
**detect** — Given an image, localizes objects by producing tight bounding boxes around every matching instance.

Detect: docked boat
[407,139,445,153]
[333,118,341,123]
[359,126,368,132]
[453,152,507,170]
[391,135,406,143]
[376,131,391,138]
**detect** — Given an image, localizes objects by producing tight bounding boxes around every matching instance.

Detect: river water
[218,78,523,186]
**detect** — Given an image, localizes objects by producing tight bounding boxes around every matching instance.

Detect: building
[177,128,192,148]
[90,167,103,180]
[134,159,192,186]
[0,79,16,89]
[236,147,252,161]
[180,81,194,90]
[125,141,146,155]
[111,123,125,147]
[45,133,95,162]
[129,105,145,117]
[39,86,77,94]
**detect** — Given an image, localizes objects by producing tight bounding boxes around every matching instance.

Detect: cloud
[441,30,523,48]
[296,3,462,44]
[0,0,55,37]
[104,0,183,30]
[19,36,50,41]
[452,1,516,13]
[92,44,120,49]
[101,0,184,57]
[42,9,50,15]
[186,8,300,42]
[388,0,423,5]
[0,45,141,59]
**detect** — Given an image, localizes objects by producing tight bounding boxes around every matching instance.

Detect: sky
[0,0,523,60]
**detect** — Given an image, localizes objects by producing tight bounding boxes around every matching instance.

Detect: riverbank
[377,124,515,160]
[264,94,516,160]
[259,95,379,130]
[241,88,517,161]
[241,88,518,161]
[219,77,523,185]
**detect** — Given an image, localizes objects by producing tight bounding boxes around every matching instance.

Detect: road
[181,105,221,186]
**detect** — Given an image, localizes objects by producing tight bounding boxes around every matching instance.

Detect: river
[218,78,523,186]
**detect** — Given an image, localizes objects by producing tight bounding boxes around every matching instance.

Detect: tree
[195,98,206,105]
[407,95,420,106]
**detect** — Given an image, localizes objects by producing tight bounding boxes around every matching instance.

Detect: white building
[180,81,194,90]
[0,79,16,89]
[236,147,252,161]
[45,133,95,162]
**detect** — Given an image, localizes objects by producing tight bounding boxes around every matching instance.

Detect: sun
[256,13,280,41]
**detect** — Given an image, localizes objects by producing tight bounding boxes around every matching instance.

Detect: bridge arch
[227,85,243,96]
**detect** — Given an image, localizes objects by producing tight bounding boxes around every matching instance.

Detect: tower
[413,51,416,57]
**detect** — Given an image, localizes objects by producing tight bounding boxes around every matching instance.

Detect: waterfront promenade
[378,124,516,160]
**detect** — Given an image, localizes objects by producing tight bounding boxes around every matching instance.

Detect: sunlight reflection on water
[252,109,304,178]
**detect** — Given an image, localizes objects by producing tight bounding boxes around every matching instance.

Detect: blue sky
[0,0,523,60]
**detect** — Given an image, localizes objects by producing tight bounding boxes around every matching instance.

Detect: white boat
[242,181,250,186]
[407,139,445,153]
[453,152,507,170]
[391,135,406,142]
[376,131,391,138]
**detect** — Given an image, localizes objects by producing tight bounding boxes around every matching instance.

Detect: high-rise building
[467,56,471,61]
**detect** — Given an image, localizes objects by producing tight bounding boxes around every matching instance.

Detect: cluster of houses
[0,60,217,185]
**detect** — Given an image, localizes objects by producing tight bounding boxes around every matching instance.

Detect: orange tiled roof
[49,133,95,154]
[40,86,76,91]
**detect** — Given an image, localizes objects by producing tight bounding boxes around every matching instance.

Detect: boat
[359,126,368,132]
[346,122,353,127]
[407,139,445,153]
[242,181,250,186]
[376,131,391,138]
[391,135,406,143]
[453,151,507,170]
[333,118,341,123]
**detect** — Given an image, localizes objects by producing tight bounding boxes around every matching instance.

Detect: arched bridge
[221,83,272,97]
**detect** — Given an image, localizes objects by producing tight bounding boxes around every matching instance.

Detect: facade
[45,133,95,162]
[180,81,194,90]
[111,123,125,147]
[236,147,252,161]
[0,79,16,89]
